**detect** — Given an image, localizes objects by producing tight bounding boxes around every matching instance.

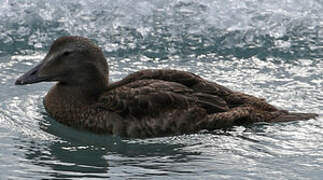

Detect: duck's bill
[15,63,47,85]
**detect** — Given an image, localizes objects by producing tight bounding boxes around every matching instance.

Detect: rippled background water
[0,0,322,179]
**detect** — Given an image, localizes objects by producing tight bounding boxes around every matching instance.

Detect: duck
[15,36,318,138]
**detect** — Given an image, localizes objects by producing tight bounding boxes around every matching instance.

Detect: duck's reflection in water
[20,113,200,179]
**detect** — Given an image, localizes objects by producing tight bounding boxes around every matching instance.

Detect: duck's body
[16,36,318,138]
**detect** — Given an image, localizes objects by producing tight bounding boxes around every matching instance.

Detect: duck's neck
[62,83,99,101]
[43,83,102,127]
[45,82,107,111]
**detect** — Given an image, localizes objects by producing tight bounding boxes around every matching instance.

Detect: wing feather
[100,79,229,118]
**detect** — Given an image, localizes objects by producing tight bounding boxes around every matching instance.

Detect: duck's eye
[62,51,72,56]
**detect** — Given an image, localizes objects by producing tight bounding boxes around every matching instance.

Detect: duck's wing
[99,79,229,118]
[108,69,233,93]
[107,69,203,89]
[108,69,278,111]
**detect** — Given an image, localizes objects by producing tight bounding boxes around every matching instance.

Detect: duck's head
[15,36,109,91]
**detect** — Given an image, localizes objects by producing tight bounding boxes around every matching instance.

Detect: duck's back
[106,69,280,112]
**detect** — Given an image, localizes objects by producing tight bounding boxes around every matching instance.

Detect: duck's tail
[197,107,318,130]
[272,112,318,122]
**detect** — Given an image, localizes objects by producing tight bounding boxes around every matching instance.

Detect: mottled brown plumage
[15,36,318,138]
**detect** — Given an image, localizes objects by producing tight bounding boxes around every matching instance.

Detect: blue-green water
[1,0,322,179]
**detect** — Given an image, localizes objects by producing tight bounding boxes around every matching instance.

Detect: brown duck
[15,36,318,138]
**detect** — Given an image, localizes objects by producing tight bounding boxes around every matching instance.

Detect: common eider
[15,36,318,138]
